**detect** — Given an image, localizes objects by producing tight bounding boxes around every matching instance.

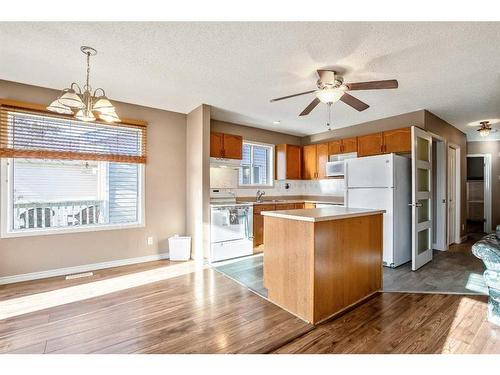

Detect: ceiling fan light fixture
[478,121,492,137]
[315,88,344,104]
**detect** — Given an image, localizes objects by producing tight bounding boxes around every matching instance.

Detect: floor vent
[65,271,94,280]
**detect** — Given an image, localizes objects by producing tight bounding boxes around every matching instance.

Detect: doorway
[447,145,461,245]
[466,154,492,234]
[432,137,447,251]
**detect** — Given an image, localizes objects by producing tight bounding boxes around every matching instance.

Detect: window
[0,104,146,237]
[239,142,274,187]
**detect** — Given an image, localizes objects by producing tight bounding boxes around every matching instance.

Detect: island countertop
[261,206,385,222]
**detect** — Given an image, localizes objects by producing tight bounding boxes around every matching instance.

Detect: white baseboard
[0,252,169,285]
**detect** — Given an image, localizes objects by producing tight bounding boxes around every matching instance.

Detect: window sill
[0,222,145,239]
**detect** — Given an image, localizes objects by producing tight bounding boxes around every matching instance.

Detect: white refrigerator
[345,153,411,268]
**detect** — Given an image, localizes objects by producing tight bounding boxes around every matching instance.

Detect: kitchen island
[262,206,385,324]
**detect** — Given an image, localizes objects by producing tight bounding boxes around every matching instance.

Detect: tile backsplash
[210,166,345,198]
[212,178,345,198]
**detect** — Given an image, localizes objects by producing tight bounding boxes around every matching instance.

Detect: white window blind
[0,106,147,163]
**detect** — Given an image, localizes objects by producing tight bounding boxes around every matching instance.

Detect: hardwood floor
[1,258,499,354]
[275,293,500,354]
[0,264,312,353]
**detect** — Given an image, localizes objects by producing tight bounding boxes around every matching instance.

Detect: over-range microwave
[325,152,358,177]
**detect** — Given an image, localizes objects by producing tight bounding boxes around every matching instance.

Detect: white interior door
[448,147,457,244]
[411,127,433,270]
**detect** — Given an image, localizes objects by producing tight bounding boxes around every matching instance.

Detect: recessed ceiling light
[273,120,281,125]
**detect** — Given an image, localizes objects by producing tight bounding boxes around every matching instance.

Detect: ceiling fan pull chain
[326,103,332,131]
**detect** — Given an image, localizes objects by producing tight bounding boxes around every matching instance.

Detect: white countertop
[261,206,385,222]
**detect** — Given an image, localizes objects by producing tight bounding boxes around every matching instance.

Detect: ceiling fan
[270,69,399,117]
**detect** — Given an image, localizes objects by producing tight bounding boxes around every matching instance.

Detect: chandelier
[47,46,120,123]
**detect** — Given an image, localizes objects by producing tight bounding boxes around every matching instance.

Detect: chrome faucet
[256,190,265,203]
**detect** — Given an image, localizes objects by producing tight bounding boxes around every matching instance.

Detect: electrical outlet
[147,236,154,246]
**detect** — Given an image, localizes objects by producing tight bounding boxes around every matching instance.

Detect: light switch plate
[147,236,154,245]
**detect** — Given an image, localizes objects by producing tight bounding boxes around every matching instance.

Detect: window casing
[0,102,146,238]
[238,141,274,187]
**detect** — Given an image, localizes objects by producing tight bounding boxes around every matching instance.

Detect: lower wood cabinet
[304,202,316,209]
[253,204,276,249]
[253,202,306,250]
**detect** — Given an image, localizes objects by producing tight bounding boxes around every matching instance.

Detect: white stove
[209,189,253,263]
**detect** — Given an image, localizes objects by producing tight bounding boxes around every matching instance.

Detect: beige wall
[0,80,187,277]
[211,119,302,146]
[467,140,500,229]
[186,105,211,261]
[305,110,425,144]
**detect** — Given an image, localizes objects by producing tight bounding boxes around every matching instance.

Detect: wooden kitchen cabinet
[357,132,384,157]
[210,132,224,158]
[328,137,357,155]
[253,204,276,249]
[295,203,305,209]
[316,143,329,179]
[383,127,411,154]
[275,203,297,210]
[302,144,317,180]
[342,137,358,153]
[276,144,302,180]
[328,140,342,155]
[302,143,328,180]
[210,132,243,159]
[304,202,316,209]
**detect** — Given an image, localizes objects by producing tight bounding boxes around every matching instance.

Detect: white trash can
[168,235,192,261]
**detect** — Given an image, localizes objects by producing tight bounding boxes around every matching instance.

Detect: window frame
[0,158,146,238]
[238,141,275,188]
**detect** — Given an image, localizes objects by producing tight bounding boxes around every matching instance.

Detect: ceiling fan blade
[299,98,320,116]
[317,69,336,85]
[270,90,316,102]
[340,93,369,111]
[346,79,398,91]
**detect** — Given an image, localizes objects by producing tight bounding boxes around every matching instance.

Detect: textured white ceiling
[1,22,499,139]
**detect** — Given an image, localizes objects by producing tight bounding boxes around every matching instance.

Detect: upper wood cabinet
[329,137,358,155]
[302,143,328,180]
[357,132,384,157]
[210,132,224,158]
[316,143,329,179]
[276,144,302,180]
[342,137,358,153]
[210,132,243,159]
[356,128,411,157]
[302,144,317,180]
[383,127,411,154]
[328,140,342,155]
